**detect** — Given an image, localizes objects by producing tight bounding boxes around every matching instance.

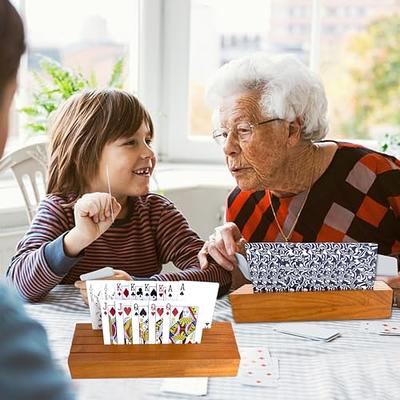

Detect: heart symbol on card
[124,307,131,315]
[151,311,155,316]
[157,308,164,316]
[118,311,122,316]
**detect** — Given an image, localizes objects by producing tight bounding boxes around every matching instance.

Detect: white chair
[0,137,49,223]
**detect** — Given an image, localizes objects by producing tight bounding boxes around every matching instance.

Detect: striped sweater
[7,193,231,301]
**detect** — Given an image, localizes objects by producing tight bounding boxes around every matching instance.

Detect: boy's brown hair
[46,89,154,198]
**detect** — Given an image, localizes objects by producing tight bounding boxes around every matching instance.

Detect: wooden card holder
[230,281,393,323]
[68,322,240,379]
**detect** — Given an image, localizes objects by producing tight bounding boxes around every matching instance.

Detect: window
[319,0,400,142]
[8,0,139,152]
[160,0,400,161]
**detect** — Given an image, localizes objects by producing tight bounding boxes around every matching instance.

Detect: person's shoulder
[333,141,400,173]
[40,192,76,209]
[35,193,76,222]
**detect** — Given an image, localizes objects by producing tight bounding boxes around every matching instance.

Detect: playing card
[169,305,199,344]
[274,323,341,342]
[157,282,167,300]
[145,283,157,301]
[100,300,117,345]
[239,347,279,387]
[135,284,145,300]
[239,358,279,387]
[177,281,219,341]
[160,378,208,396]
[115,282,131,301]
[149,301,166,344]
[361,321,400,335]
[135,301,149,344]
[166,282,179,301]
[87,280,108,329]
[116,300,134,344]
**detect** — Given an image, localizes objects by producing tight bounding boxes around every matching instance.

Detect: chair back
[0,137,49,223]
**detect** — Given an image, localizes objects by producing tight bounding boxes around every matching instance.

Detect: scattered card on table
[360,320,400,335]
[239,347,279,388]
[160,378,208,396]
[274,323,341,342]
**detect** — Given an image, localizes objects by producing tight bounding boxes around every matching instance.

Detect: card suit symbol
[124,307,131,315]
[180,291,184,296]
[172,308,178,316]
[157,308,164,316]
[248,371,253,375]
[103,311,107,315]
[135,312,138,316]
[151,311,155,316]
[151,289,157,297]
[109,307,116,317]
[123,288,129,298]
[118,311,123,316]
[140,309,147,317]
[205,322,210,328]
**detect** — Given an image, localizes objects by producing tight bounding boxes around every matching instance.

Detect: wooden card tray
[230,281,393,323]
[68,322,240,379]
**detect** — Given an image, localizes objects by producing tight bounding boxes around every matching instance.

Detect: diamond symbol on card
[172,308,178,316]
[123,288,129,298]
[109,307,116,317]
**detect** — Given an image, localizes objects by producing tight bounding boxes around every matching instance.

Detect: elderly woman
[198,53,400,296]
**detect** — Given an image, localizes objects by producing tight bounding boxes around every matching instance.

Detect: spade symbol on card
[140,309,147,317]
[179,283,185,297]
[150,288,157,300]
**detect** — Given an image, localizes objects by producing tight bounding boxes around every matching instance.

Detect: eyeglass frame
[212,118,286,146]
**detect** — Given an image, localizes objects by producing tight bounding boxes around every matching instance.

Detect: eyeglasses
[212,118,284,146]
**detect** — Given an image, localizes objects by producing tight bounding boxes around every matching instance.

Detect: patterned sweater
[7,193,231,301]
[226,141,400,260]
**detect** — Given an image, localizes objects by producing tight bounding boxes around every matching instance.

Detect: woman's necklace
[268,145,318,242]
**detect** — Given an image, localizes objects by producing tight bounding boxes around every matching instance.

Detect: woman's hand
[64,193,122,256]
[198,222,246,271]
[74,269,132,305]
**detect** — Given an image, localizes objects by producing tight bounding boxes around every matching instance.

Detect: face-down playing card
[245,242,378,292]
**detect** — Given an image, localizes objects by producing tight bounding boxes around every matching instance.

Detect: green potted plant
[19,56,125,136]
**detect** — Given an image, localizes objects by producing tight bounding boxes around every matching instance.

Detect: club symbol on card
[136,288,143,299]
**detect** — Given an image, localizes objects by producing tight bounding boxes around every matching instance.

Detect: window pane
[11,0,139,148]
[319,0,400,144]
[189,0,312,137]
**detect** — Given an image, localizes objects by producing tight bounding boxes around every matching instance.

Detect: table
[25,285,400,400]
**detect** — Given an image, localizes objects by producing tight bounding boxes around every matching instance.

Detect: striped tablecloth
[25,285,400,400]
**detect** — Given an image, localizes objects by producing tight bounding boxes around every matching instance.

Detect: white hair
[205,53,329,140]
